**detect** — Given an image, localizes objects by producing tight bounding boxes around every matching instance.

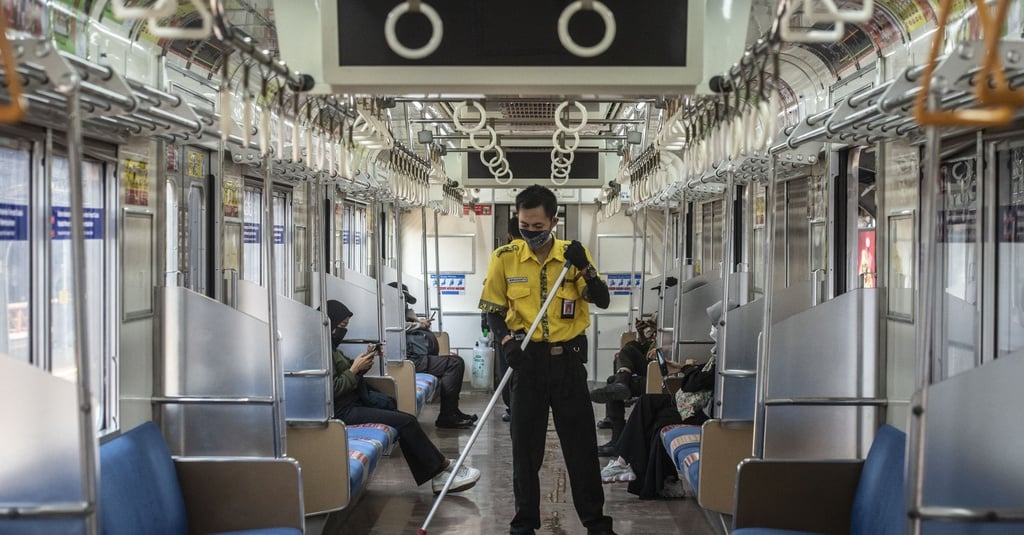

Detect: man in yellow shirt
[479,185,615,535]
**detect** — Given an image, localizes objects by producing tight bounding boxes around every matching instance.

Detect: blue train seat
[415,373,439,414]
[99,422,303,535]
[733,425,907,535]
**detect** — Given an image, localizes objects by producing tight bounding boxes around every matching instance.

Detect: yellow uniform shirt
[479,238,600,343]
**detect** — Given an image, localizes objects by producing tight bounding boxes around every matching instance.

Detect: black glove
[564,240,589,270]
[502,333,528,370]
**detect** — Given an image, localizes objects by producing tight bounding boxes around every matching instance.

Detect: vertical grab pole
[373,194,386,366]
[421,206,431,320]
[672,194,687,363]
[720,169,736,350]
[628,212,639,331]
[262,155,285,456]
[315,172,332,417]
[433,209,444,332]
[659,201,671,354]
[907,94,940,535]
[753,153,778,458]
[65,82,99,535]
[639,207,650,317]
[392,199,405,372]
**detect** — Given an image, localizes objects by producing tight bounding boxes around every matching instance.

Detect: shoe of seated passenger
[456,409,478,422]
[432,462,481,494]
[600,459,635,483]
[589,382,631,403]
[597,440,617,457]
[658,478,686,499]
[596,417,612,429]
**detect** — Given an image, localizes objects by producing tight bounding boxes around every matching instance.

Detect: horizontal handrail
[385,327,406,332]
[286,419,332,427]
[152,396,275,405]
[912,506,1024,522]
[764,397,888,407]
[719,369,756,378]
[0,501,91,519]
[284,370,330,378]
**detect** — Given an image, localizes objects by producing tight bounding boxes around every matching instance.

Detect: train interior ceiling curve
[1,0,1024,534]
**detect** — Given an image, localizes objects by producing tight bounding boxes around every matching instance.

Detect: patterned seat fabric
[348,423,399,455]
[660,424,703,494]
[415,373,439,415]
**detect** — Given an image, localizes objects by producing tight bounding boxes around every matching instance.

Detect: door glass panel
[0,147,30,362]
[996,146,1024,359]
[188,185,206,294]
[936,156,979,380]
[166,180,179,285]
[273,192,289,296]
[243,186,263,284]
[50,158,106,415]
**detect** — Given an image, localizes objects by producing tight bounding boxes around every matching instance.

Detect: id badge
[561,298,576,319]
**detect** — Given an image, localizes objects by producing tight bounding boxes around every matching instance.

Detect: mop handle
[418,261,573,534]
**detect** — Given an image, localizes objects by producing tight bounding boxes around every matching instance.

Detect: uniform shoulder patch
[496,244,519,257]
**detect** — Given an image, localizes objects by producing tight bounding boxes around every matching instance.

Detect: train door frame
[240,177,295,296]
[180,146,213,297]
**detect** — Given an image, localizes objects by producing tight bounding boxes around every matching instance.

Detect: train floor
[320,388,718,534]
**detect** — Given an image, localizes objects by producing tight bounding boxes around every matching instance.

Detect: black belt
[527,334,585,356]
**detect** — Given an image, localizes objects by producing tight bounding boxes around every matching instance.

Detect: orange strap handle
[0,12,26,124]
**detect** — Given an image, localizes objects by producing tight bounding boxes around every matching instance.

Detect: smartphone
[429,310,437,320]
[655,349,669,377]
[371,342,383,354]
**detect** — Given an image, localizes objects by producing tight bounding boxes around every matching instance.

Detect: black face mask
[332,328,347,347]
[520,227,552,250]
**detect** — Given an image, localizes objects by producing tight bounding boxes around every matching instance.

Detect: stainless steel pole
[628,213,639,331]
[421,206,431,318]
[65,84,99,535]
[658,202,671,351]
[753,153,778,458]
[639,207,650,317]
[433,209,444,332]
[672,194,687,363]
[262,156,285,456]
[315,172,332,417]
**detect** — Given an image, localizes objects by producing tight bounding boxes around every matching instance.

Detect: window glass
[243,185,263,284]
[187,185,206,294]
[165,180,179,285]
[273,192,289,296]
[0,147,30,362]
[997,146,1024,359]
[50,157,106,423]
[293,184,307,291]
[936,156,979,380]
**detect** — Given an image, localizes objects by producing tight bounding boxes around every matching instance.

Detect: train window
[937,156,980,379]
[243,185,263,284]
[50,157,107,426]
[0,146,30,363]
[752,185,766,296]
[165,180,179,285]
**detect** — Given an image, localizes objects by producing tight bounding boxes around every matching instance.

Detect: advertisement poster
[123,159,149,206]
[859,230,876,289]
[223,179,241,218]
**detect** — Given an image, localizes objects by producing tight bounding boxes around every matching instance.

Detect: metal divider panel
[318,272,379,345]
[162,287,272,397]
[159,404,275,457]
[721,301,763,421]
[771,280,817,325]
[764,288,881,459]
[922,351,1024,533]
[678,277,724,343]
[276,293,325,372]
[341,268,378,293]
[381,285,405,363]
[0,354,87,533]
[284,376,329,422]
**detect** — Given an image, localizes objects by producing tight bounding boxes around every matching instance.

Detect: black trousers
[335,403,446,486]
[616,394,682,499]
[409,353,465,417]
[510,335,613,533]
[492,338,511,411]
[603,350,648,441]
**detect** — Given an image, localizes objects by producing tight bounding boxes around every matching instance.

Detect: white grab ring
[551,148,575,167]
[495,169,514,185]
[385,1,444,61]
[452,101,487,133]
[469,126,498,152]
[480,145,505,168]
[550,172,571,186]
[552,130,580,154]
[557,0,616,58]
[555,100,588,133]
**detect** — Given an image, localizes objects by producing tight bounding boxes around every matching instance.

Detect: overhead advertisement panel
[317,0,704,94]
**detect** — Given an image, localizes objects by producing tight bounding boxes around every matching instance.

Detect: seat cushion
[851,425,906,535]
[733,524,827,528]
[660,424,701,468]
[348,438,382,475]
[415,373,439,414]
[99,422,188,535]
[348,423,398,453]
[208,524,301,528]
[348,456,366,496]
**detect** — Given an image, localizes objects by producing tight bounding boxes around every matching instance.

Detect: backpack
[406,329,439,357]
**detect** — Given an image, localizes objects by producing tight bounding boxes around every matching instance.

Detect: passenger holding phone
[326,300,481,493]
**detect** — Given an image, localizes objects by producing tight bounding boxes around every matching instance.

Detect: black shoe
[456,410,478,422]
[597,440,617,457]
[501,410,511,422]
[596,417,612,429]
[435,415,474,429]
[590,382,631,403]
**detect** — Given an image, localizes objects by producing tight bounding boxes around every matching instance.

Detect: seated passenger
[600,301,727,499]
[590,316,659,456]
[327,300,481,493]
[393,282,476,429]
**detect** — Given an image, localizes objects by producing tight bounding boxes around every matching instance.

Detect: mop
[417,261,573,535]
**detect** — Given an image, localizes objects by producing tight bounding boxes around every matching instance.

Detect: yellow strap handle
[914,0,1013,127]
[0,13,26,124]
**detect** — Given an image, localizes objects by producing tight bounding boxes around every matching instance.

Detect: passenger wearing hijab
[327,300,481,493]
